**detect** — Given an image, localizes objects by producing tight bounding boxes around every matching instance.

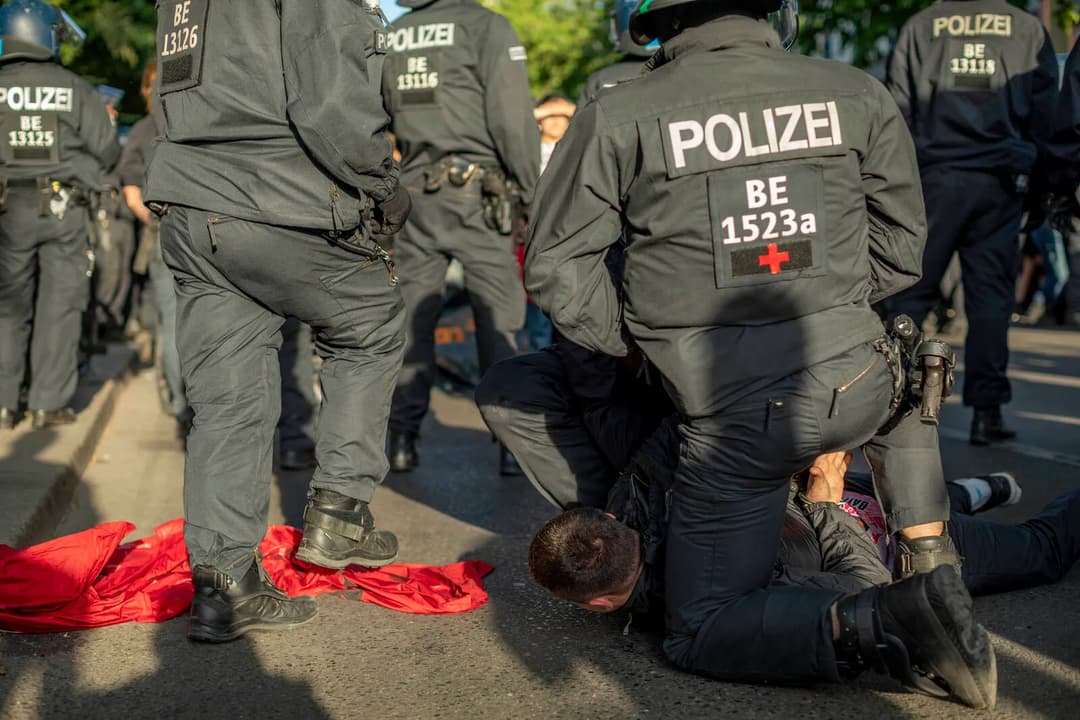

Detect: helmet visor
[56,8,86,47]
[768,0,798,50]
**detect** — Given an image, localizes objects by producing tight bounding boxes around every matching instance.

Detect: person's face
[538,114,571,143]
[565,554,645,614]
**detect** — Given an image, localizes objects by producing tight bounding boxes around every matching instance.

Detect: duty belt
[422,155,483,192]
[878,315,956,429]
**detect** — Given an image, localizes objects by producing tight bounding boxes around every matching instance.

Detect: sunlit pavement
[1,325,1077,719]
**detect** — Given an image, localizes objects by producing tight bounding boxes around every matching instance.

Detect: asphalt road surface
[1,326,1078,719]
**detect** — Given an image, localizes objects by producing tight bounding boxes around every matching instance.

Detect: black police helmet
[396,0,440,8]
[612,0,654,58]
[630,0,794,46]
[0,0,84,60]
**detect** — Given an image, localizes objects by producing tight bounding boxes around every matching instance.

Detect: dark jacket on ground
[886,0,1059,175]
[381,0,539,203]
[526,16,925,418]
[145,0,397,231]
[0,53,119,189]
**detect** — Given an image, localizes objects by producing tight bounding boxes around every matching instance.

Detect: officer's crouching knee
[475,356,522,416]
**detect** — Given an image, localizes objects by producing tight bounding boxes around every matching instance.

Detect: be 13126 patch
[157,0,209,95]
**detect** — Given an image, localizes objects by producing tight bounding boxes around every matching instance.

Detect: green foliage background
[33,0,1077,114]
[53,0,157,121]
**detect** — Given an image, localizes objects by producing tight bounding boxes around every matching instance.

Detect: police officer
[91,86,136,339]
[1046,41,1079,192]
[145,0,409,642]
[0,1,119,431]
[577,0,654,106]
[382,0,540,472]
[886,0,1059,445]
[525,0,995,707]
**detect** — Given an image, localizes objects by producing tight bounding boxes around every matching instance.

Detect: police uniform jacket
[578,58,645,106]
[381,0,539,203]
[145,0,397,231]
[525,16,926,419]
[886,0,1059,175]
[0,51,119,190]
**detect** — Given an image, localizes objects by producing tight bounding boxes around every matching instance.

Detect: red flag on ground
[0,519,493,633]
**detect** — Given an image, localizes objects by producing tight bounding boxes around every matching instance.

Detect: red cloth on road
[0,519,493,633]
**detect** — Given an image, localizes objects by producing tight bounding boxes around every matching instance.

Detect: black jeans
[161,206,405,580]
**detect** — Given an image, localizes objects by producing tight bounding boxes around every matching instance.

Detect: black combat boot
[0,407,18,430]
[894,531,961,580]
[388,432,417,472]
[189,557,317,643]
[295,489,399,569]
[30,408,77,430]
[970,406,1016,446]
[835,565,996,709]
[499,444,523,477]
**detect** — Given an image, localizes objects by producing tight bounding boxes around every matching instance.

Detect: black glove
[372,185,411,236]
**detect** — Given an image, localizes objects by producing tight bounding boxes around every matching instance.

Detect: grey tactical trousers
[161,206,405,580]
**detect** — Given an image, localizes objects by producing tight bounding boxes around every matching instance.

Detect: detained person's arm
[525,100,628,357]
[861,80,927,304]
[280,0,397,202]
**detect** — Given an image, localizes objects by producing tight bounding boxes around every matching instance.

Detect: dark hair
[528,508,640,603]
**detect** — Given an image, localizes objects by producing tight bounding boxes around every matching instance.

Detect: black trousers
[477,349,669,508]
[161,207,405,580]
[390,176,524,436]
[843,474,1080,596]
[480,342,948,682]
[0,186,90,411]
[93,209,136,329]
[890,168,1022,408]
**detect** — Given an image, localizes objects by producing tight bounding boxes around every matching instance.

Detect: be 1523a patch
[708,162,826,288]
[508,46,527,61]
[157,0,209,95]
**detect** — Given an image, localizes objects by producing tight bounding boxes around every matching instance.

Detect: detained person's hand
[804,451,852,504]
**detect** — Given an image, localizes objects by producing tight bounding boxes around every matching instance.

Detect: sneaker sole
[294,544,399,570]
[188,610,319,644]
[985,472,1022,506]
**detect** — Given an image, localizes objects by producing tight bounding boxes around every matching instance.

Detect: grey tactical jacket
[526,16,926,418]
[146,0,398,231]
[0,54,119,189]
[381,0,540,203]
